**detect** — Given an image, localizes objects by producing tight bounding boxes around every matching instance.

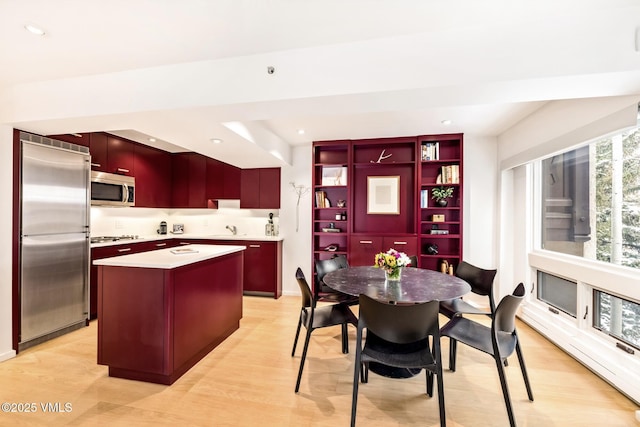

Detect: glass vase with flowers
[374,248,412,281]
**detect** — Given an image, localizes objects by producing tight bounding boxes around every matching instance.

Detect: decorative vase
[385,267,402,281]
[436,199,448,207]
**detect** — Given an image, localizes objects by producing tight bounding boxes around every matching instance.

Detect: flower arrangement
[374,248,412,280]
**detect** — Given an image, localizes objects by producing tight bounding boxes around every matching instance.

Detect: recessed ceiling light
[441,119,452,125]
[24,24,45,36]
[148,137,156,142]
[211,138,223,144]
[297,129,305,135]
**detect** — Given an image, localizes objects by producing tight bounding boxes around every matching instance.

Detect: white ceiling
[1,0,640,168]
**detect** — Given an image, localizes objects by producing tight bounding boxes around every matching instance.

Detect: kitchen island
[94,244,245,385]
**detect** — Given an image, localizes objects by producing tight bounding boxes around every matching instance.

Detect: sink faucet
[226,225,237,235]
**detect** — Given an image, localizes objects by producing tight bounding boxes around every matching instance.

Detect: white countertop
[93,244,246,269]
[90,233,283,248]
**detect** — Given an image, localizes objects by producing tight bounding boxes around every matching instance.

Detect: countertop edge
[91,234,284,248]
[93,244,246,269]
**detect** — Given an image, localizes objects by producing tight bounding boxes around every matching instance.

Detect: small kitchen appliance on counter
[265,212,279,236]
[172,224,184,234]
[157,221,167,235]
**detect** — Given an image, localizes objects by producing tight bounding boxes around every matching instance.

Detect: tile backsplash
[91,200,280,238]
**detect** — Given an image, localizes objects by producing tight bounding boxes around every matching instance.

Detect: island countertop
[90,234,283,248]
[93,244,246,269]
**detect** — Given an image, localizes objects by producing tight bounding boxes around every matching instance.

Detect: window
[537,271,576,317]
[540,125,640,268]
[594,290,640,350]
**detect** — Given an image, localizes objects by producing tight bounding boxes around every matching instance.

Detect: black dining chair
[439,261,499,368]
[439,260,498,318]
[440,283,533,427]
[292,267,358,393]
[408,255,419,268]
[351,294,445,427]
[314,255,359,305]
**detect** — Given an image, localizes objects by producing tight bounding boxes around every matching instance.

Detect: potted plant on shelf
[431,186,454,207]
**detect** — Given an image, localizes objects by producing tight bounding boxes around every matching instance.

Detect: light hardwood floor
[0,295,637,426]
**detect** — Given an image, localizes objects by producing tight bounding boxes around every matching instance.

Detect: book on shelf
[315,190,332,208]
[421,142,440,161]
[322,227,341,233]
[439,164,460,184]
[420,189,429,208]
[429,229,450,235]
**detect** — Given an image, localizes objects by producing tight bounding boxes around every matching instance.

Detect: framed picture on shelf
[367,176,400,214]
[321,166,347,186]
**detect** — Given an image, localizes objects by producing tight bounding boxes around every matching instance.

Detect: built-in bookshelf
[418,134,463,272]
[312,134,463,280]
[312,142,350,279]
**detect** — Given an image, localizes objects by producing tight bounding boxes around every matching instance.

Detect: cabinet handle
[393,241,408,245]
[155,243,167,247]
[249,244,261,248]
[91,163,101,167]
[117,248,132,253]
[179,242,190,245]
[117,168,130,173]
[359,240,373,244]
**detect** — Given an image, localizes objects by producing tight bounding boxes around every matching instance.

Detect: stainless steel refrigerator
[19,133,91,351]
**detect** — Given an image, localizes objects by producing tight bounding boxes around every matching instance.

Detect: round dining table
[323,265,471,378]
[322,265,471,304]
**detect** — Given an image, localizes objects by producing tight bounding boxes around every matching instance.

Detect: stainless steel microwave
[90,171,135,207]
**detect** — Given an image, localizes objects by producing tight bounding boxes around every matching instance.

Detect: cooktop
[90,235,140,244]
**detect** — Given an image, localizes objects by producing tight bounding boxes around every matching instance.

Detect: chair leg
[351,330,363,427]
[436,368,446,427]
[342,323,349,354]
[360,362,368,383]
[434,338,446,427]
[449,338,457,372]
[291,315,303,357]
[494,355,517,427]
[516,341,534,401]
[295,327,314,393]
[426,371,434,397]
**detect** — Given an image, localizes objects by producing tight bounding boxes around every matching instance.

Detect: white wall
[279,145,313,295]
[461,135,498,269]
[0,125,16,361]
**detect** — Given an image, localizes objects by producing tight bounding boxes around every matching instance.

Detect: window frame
[529,134,640,357]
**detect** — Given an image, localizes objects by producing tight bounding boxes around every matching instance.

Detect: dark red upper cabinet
[107,135,135,176]
[206,158,225,201]
[240,168,281,209]
[240,169,261,208]
[134,144,173,208]
[222,163,241,200]
[259,168,281,209]
[89,132,108,171]
[172,153,207,208]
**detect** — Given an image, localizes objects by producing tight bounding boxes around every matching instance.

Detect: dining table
[323,265,471,378]
[322,265,471,304]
